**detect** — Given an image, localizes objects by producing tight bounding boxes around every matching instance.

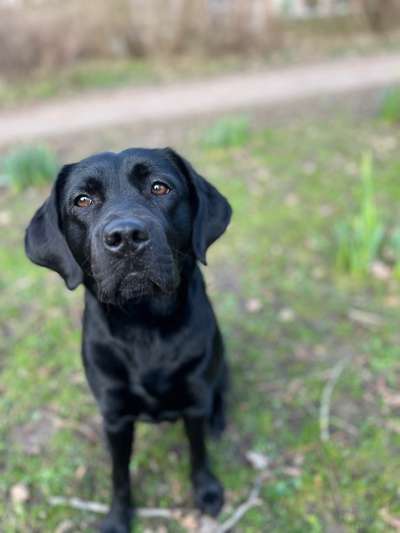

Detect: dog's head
[25,148,231,304]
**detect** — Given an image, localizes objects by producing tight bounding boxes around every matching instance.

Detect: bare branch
[217,474,264,533]
[49,497,181,520]
[49,473,266,531]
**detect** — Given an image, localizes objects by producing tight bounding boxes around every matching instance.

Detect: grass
[0,60,160,108]
[333,148,400,279]
[1,145,58,191]
[201,115,251,148]
[335,153,385,277]
[0,56,247,109]
[380,86,400,124]
[388,228,400,277]
[1,113,400,531]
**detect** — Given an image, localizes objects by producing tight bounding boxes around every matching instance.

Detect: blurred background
[1,1,400,532]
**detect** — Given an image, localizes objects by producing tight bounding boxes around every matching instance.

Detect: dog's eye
[74,194,93,208]
[151,182,171,196]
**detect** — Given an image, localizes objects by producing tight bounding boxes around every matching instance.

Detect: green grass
[0,60,160,108]
[0,56,246,109]
[380,86,400,124]
[335,153,385,277]
[1,145,58,191]
[201,115,251,148]
[1,114,400,531]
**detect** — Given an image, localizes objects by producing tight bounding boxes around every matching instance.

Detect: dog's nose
[103,219,149,253]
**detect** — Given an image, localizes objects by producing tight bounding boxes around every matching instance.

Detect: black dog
[25,147,232,532]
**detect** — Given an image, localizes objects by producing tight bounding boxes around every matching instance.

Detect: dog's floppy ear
[165,148,232,265]
[25,164,83,290]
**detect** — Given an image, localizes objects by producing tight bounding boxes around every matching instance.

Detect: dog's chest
[123,332,206,421]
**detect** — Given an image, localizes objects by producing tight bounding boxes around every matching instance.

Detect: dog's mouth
[118,272,161,298]
[93,262,180,304]
[89,231,182,305]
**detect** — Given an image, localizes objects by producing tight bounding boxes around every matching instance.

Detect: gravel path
[0,53,399,147]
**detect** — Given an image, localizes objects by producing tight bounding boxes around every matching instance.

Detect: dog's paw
[192,470,224,517]
[99,509,132,533]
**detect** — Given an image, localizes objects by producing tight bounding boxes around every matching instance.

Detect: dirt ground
[0,53,399,149]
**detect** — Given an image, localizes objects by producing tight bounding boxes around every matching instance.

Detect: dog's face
[25,148,231,304]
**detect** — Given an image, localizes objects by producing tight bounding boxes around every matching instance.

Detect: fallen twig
[49,473,266,531]
[217,474,264,533]
[319,355,353,442]
[49,497,180,520]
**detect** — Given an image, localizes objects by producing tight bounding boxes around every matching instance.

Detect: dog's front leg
[183,416,224,517]
[100,420,134,533]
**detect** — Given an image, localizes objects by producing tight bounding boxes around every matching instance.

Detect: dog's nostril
[104,231,122,249]
[131,229,149,242]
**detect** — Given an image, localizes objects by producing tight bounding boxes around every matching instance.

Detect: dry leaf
[370,261,392,281]
[245,298,262,313]
[282,466,302,477]
[379,508,400,530]
[384,295,400,308]
[74,465,87,480]
[245,450,269,471]
[55,520,74,533]
[383,394,400,408]
[377,378,400,408]
[386,420,400,434]
[180,513,199,530]
[348,309,383,327]
[285,193,299,207]
[11,483,30,505]
[278,308,295,322]
[0,211,10,226]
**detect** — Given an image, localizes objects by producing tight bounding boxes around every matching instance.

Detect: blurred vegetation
[0,60,159,107]
[388,228,400,277]
[0,55,253,109]
[2,145,58,192]
[380,86,400,124]
[335,153,384,277]
[201,115,251,148]
[1,1,400,108]
[1,112,400,531]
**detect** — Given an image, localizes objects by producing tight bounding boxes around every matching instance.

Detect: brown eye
[74,194,93,208]
[151,182,171,196]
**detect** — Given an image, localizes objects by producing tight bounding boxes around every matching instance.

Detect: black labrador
[25,147,232,532]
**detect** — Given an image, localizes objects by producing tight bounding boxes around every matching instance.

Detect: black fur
[25,147,232,532]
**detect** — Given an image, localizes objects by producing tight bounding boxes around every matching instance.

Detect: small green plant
[387,227,400,277]
[202,115,250,148]
[2,145,58,191]
[380,87,400,124]
[335,153,384,277]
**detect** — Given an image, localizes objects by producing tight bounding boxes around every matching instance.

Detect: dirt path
[0,53,399,147]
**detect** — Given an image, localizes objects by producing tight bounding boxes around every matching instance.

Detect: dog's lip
[119,271,148,288]
[124,271,143,280]
[123,270,175,291]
